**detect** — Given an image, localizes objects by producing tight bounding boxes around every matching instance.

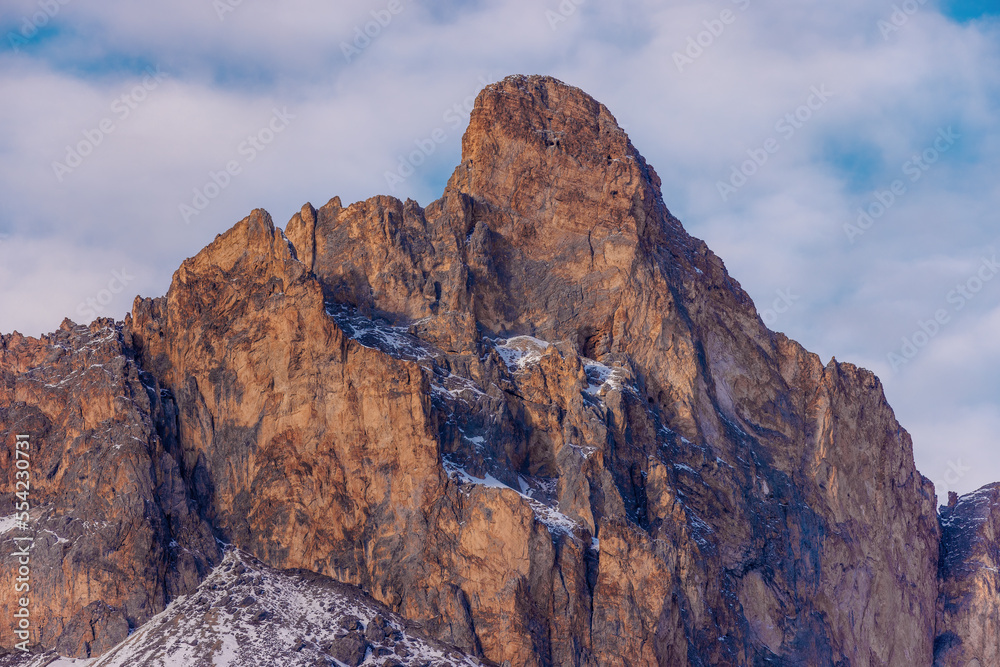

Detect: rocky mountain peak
[448,75,665,240]
[173,208,299,283]
[0,75,995,667]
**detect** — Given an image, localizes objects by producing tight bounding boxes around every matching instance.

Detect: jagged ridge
[0,74,990,666]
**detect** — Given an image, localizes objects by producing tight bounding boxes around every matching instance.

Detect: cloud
[1,0,998,497]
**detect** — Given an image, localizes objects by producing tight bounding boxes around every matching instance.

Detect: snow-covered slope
[1,550,485,667]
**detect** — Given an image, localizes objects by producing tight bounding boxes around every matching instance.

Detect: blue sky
[1,0,998,499]
[941,0,1000,21]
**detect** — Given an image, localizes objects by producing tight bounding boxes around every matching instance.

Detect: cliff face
[935,485,1000,666]
[0,320,219,658]
[0,74,974,666]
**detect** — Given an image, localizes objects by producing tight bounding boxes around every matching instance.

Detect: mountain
[0,549,484,667]
[0,74,994,666]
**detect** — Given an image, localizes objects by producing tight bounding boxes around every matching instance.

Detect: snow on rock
[493,336,550,372]
[325,302,434,363]
[326,301,485,407]
[443,455,583,538]
[582,359,630,397]
[6,549,484,667]
[0,515,21,534]
[0,653,90,667]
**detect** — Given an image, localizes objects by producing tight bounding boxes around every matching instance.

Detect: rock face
[0,320,219,658]
[0,74,986,665]
[935,484,1000,666]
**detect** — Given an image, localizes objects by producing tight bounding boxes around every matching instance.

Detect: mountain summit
[0,75,992,666]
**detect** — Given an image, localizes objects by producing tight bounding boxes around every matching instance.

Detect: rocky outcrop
[271,75,941,664]
[0,549,484,667]
[935,485,1000,666]
[0,320,218,658]
[0,74,974,665]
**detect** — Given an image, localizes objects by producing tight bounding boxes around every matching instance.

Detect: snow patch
[42,529,70,545]
[327,301,487,409]
[443,456,582,537]
[582,360,629,396]
[325,302,433,363]
[569,443,597,459]
[0,514,21,534]
[82,549,483,667]
[494,336,550,372]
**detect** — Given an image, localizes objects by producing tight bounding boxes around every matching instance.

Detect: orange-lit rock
[0,75,961,665]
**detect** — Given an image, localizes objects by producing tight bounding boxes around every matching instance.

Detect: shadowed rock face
[934,484,1000,667]
[0,320,219,659]
[0,74,970,666]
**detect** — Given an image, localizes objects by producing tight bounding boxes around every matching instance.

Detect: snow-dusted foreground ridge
[0,550,483,667]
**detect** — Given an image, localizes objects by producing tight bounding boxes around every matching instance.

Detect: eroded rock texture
[0,320,218,658]
[0,75,971,666]
[935,485,1000,666]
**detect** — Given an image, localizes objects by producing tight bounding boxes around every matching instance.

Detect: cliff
[0,74,992,666]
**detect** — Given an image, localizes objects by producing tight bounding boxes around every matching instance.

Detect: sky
[0,0,998,500]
